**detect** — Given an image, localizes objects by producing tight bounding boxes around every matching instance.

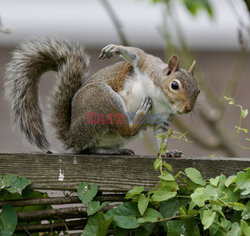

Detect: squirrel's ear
[189,60,196,75]
[167,55,179,73]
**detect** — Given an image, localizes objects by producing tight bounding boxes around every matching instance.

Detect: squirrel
[4,37,199,155]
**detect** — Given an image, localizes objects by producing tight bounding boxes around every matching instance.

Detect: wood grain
[0,153,249,191]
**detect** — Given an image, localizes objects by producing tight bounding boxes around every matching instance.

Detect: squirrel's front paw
[99,44,121,60]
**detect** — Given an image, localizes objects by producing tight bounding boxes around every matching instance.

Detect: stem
[99,0,129,46]
[158,214,199,223]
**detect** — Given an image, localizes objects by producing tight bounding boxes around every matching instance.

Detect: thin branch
[0,194,125,208]
[15,219,86,233]
[100,0,129,46]
[17,205,116,222]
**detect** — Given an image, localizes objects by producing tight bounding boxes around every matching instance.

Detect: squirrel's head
[159,55,200,114]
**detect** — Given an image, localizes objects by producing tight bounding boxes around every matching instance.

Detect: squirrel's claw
[99,44,120,60]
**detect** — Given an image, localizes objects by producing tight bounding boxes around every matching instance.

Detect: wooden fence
[0,153,249,234]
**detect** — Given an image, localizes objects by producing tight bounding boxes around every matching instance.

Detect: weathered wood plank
[0,153,249,191]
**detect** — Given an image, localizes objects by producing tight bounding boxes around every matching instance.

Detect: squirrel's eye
[171,81,179,90]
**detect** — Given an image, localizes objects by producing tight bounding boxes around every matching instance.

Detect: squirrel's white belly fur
[93,72,174,149]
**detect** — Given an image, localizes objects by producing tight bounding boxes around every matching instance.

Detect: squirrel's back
[5,37,89,150]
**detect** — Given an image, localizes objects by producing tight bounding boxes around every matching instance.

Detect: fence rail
[0,153,249,191]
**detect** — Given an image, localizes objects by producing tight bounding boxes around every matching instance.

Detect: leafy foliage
[80,131,250,235]
[224,96,250,150]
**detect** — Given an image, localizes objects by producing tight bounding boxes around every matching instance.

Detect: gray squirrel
[4,38,199,155]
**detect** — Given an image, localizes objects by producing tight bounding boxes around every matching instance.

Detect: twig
[17,206,88,221]
[99,0,129,46]
[55,216,70,236]
[15,219,86,233]
[0,194,125,207]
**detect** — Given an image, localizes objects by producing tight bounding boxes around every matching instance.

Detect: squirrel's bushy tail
[5,37,89,150]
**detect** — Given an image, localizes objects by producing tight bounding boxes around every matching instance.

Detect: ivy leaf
[191,187,208,207]
[225,175,236,187]
[96,212,113,236]
[105,202,140,229]
[152,186,177,202]
[125,186,144,199]
[236,170,250,196]
[242,109,248,118]
[82,212,113,236]
[87,201,109,216]
[113,216,139,229]
[163,162,173,172]
[228,222,242,236]
[2,174,31,194]
[201,209,216,230]
[232,202,246,211]
[158,171,174,181]
[78,182,98,205]
[209,176,220,187]
[0,204,17,235]
[153,158,161,171]
[134,224,155,236]
[242,201,250,220]
[240,220,250,235]
[137,208,162,223]
[185,168,206,186]
[167,219,200,236]
[138,194,149,216]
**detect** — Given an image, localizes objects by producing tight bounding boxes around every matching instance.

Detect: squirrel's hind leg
[70,82,152,153]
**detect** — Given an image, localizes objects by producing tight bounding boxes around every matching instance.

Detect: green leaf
[246,138,250,141]
[82,212,113,236]
[210,176,220,187]
[87,201,109,216]
[242,109,248,118]
[225,175,236,187]
[114,216,139,229]
[96,212,113,236]
[159,171,174,181]
[242,201,250,220]
[2,174,31,194]
[78,182,98,205]
[138,208,162,223]
[134,224,155,236]
[228,222,242,236]
[236,170,250,196]
[153,158,161,171]
[152,186,177,202]
[160,198,189,218]
[138,194,149,216]
[105,202,140,229]
[240,220,250,235]
[163,162,173,172]
[184,168,206,186]
[178,205,187,215]
[0,204,17,236]
[210,202,224,217]
[232,202,246,211]
[167,219,200,236]
[125,186,144,199]
[191,187,208,207]
[201,209,216,230]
